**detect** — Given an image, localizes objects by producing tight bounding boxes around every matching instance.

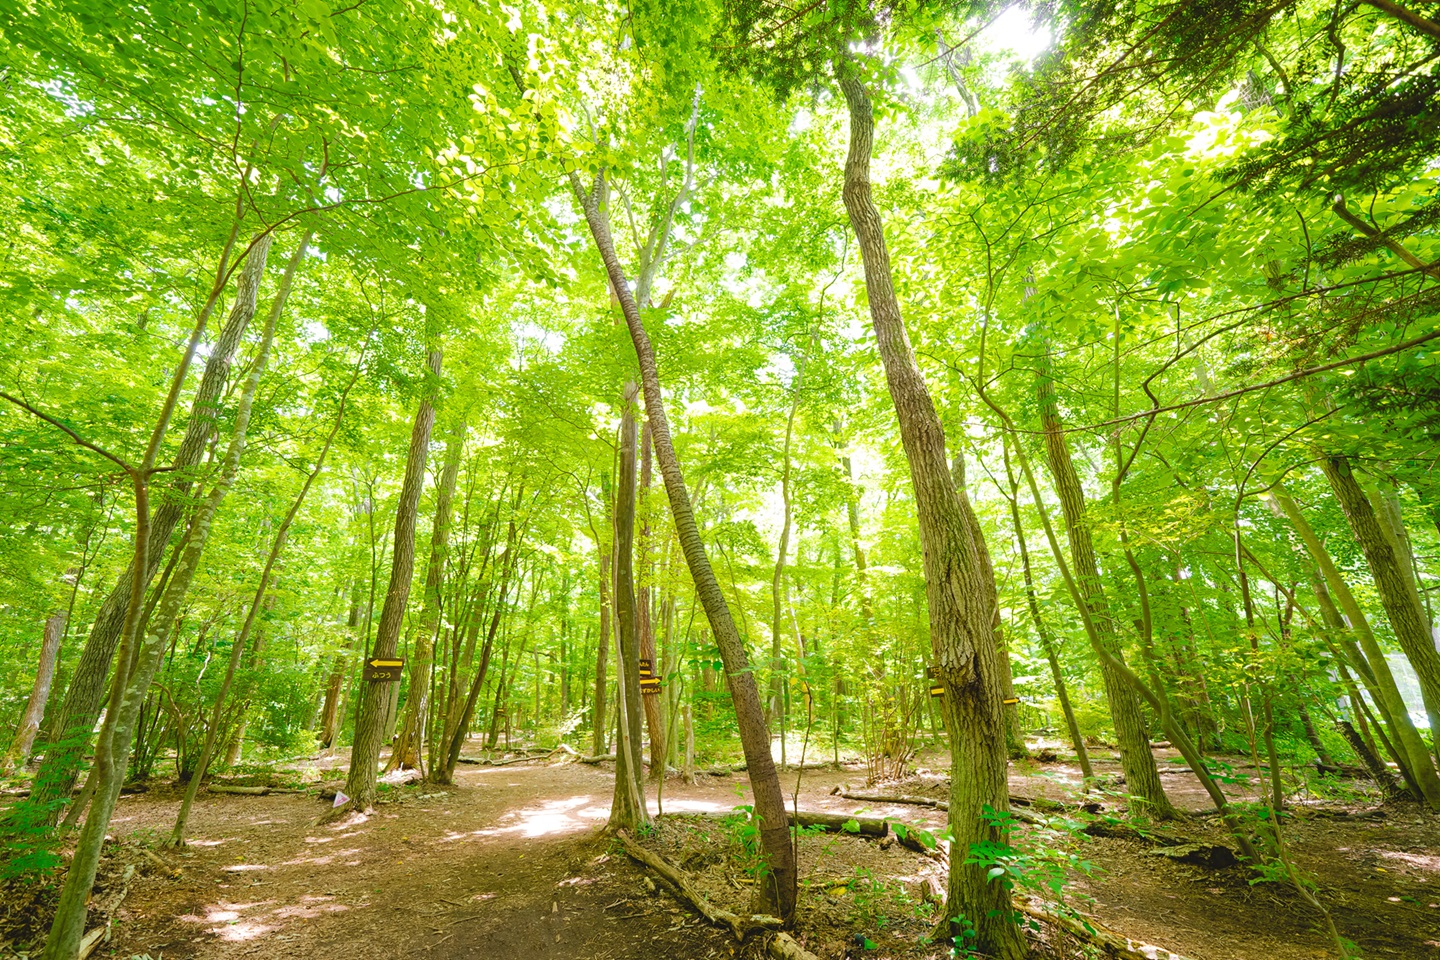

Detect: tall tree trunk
[22,232,268,830]
[1036,371,1172,816]
[342,346,442,812]
[593,548,611,758]
[836,69,1021,958]
[611,384,647,828]
[769,388,798,752]
[1002,442,1092,779]
[637,422,665,780]
[390,421,465,773]
[320,584,364,751]
[2,609,67,773]
[953,448,1028,760]
[1272,482,1440,807]
[572,174,796,922]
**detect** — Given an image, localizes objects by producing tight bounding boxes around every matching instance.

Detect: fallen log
[1018,900,1190,960]
[206,784,306,796]
[577,753,616,765]
[662,810,888,837]
[614,831,819,960]
[831,787,946,810]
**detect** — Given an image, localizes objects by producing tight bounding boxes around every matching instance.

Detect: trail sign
[364,658,405,682]
[638,657,661,695]
[927,666,944,699]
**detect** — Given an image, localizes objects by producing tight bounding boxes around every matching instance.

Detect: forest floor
[5,741,1440,960]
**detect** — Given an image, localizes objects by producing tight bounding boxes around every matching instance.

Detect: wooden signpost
[363,657,405,682]
[638,658,660,696]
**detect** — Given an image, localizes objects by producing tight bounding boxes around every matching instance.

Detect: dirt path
[82,749,1440,960]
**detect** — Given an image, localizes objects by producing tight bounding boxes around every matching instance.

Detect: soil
[3,742,1438,960]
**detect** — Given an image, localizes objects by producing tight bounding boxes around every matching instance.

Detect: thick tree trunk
[343,347,442,811]
[836,70,1021,959]
[2,609,66,773]
[390,422,465,773]
[23,234,270,828]
[1273,482,1440,807]
[1037,373,1172,816]
[611,385,648,828]
[573,173,796,922]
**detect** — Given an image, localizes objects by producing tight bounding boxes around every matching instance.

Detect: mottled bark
[837,69,1020,957]
[610,384,647,829]
[2,609,66,773]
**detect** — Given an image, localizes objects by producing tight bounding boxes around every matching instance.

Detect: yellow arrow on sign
[369,659,403,668]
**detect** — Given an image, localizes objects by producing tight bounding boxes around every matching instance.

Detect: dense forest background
[1,1,1438,958]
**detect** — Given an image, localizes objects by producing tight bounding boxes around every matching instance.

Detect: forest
[1,1,1438,959]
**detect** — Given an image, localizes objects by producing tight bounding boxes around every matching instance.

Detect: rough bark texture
[837,69,1021,959]
[343,347,442,811]
[573,174,796,921]
[22,234,273,829]
[391,423,465,773]
[610,384,648,829]
[2,609,66,773]
[1037,373,1172,816]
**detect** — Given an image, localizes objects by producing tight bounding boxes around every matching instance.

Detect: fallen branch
[206,784,306,796]
[831,787,947,809]
[662,810,888,837]
[140,848,181,878]
[1018,900,1191,960]
[576,753,617,765]
[613,830,782,940]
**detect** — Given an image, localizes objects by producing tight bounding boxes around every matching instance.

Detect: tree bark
[342,346,442,811]
[572,174,796,921]
[611,384,648,829]
[593,548,611,758]
[390,421,465,773]
[2,609,66,773]
[836,69,1021,958]
[1037,371,1172,816]
[320,584,364,751]
[638,422,666,779]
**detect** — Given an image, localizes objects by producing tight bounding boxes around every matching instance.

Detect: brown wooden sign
[638,658,660,695]
[927,666,944,699]
[363,658,404,682]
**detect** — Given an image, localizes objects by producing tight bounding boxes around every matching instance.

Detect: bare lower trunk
[593,550,611,757]
[343,347,442,811]
[637,423,665,779]
[572,173,795,921]
[1037,372,1171,816]
[836,69,1020,958]
[2,609,66,773]
[610,384,648,829]
[391,422,465,774]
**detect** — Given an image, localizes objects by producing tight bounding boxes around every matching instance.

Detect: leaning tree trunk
[572,173,796,922]
[390,421,465,774]
[836,68,1022,959]
[22,233,270,829]
[1274,480,1440,807]
[1002,441,1092,779]
[610,384,648,829]
[342,346,442,812]
[1037,372,1173,817]
[1,608,66,773]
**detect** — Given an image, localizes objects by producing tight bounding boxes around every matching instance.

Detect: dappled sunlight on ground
[466,794,608,838]
[181,894,350,942]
